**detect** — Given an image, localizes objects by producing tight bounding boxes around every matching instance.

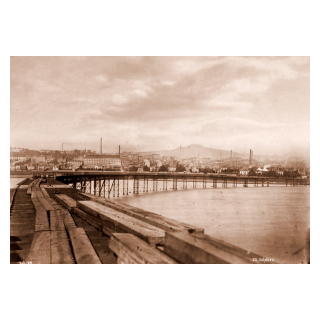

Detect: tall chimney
[252,150,253,163]
[100,138,102,154]
[119,145,120,157]
[249,149,251,165]
[231,150,232,160]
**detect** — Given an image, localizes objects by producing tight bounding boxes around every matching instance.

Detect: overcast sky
[10,56,309,157]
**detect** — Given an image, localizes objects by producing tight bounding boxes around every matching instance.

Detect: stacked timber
[110,233,177,264]
[164,232,274,264]
[51,193,271,264]
[68,228,101,264]
[80,193,204,234]
[76,201,165,247]
[55,194,77,213]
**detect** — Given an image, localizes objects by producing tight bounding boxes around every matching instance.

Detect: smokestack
[119,145,120,157]
[100,138,102,154]
[231,150,232,160]
[180,145,181,160]
[252,150,253,163]
[249,149,251,165]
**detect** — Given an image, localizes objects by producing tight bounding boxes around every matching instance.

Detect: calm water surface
[10,177,26,188]
[113,185,310,264]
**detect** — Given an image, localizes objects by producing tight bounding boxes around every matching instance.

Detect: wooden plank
[54,194,77,213]
[77,201,165,246]
[31,199,47,212]
[41,187,51,198]
[27,231,51,264]
[109,233,177,264]
[35,209,50,231]
[27,180,35,195]
[38,197,55,211]
[50,230,75,264]
[81,193,204,233]
[164,232,272,264]
[60,209,77,229]
[74,208,101,230]
[68,228,101,264]
[50,210,65,231]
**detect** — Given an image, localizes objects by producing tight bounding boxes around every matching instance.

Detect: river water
[112,183,310,264]
[10,177,26,188]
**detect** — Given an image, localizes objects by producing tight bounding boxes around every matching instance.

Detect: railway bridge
[33,170,310,199]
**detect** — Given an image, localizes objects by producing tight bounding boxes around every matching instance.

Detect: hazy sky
[10,56,310,157]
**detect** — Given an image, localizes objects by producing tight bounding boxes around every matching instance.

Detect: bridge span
[33,170,310,199]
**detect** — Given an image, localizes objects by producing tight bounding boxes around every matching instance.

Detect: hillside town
[10,146,310,178]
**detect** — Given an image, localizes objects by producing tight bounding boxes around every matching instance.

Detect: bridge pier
[153,178,158,192]
[183,178,187,189]
[114,178,119,197]
[133,178,139,194]
[222,178,227,188]
[144,177,148,192]
[203,177,206,188]
[233,178,237,187]
[212,178,217,188]
[193,177,196,188]
[243,179,248,187]
[173,178,177,190]
[81,179,85,192]
[123,177,128,195]
[96,178,101,196]
[254,179,258,187]
[163,178,167,191]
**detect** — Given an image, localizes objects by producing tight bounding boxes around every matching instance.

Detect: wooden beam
[60,209,77,229]
[50,210,65,231]
[68,228,101,264]
[51,230,75,264]
[164,232,273,264]
[109,233,177,264]
[80,193,204,234]
[77,201,165,246]
[54,194,77,213]
[27,231,51,264]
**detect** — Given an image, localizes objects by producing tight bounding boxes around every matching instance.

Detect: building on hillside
[144,159,150,167]
[82,155,121,168]
[168,167,176,172]
[10,152,29,161]
[155,160,162,168]
[239,169,249,176]
[151,154,160,160]
[32,156,46,163]
[68,160,84,168]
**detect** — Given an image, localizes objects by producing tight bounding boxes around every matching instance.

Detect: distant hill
[140,144,252,160]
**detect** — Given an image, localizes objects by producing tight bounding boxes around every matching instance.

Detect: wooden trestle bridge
[33,171,310,200]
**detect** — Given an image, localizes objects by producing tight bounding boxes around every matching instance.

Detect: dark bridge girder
[42,171,310,200]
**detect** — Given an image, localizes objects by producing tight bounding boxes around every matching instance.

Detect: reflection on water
[10,178,26,188]
[111,185,309,264]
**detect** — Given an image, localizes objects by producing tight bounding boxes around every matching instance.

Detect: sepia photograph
[10,56,310,264]
[3,2,319,319]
